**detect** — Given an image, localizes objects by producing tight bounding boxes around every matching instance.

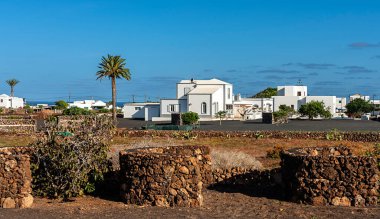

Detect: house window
[0,99,3,103]
[168,104,178,113]
[297,91,302,96]
[184,87,191,96]
[135,107,141,110]
[226,104,233,110]
[201,102,207,114]
[338,100,342,104]
[227,88,231,99]
[291,105,295,110]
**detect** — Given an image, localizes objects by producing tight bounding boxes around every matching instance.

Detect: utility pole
[132,95,135,103]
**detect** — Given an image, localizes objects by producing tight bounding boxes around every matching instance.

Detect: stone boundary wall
[118,130,380,142]
[0,117,36,133]
[0,147,33,208]
[119,145,211,207]
[280,146,379,206]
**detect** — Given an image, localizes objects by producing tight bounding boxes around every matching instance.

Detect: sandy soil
[0,190,379,219]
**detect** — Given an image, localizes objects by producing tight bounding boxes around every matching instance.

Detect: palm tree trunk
[10,86,14,97]
[112,77,117,123]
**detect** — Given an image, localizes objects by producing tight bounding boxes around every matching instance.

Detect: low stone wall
[281,146,379,206]
[0,116,36,133]
[119,130,380,142]
[119,145,211,207]
[0,147,33,208]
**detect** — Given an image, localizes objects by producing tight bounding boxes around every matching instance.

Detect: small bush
[211,149,263,170]
[63,107,93,115]
[326,128,343,141]
[30,115,115,199]
[181,111,199,125]
[266,146,284,159]
[97,108,110,114]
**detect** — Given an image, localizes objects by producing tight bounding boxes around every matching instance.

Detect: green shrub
[63,107,93,115]
[181,111,199,125]
[326,128,343,141]
[30,115,115,199]
[97,108,110,113]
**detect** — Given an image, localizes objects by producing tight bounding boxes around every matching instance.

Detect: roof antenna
[297,79,302,86]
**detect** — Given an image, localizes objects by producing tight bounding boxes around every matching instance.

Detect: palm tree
[6,79,20,97]
[96,55,131,122]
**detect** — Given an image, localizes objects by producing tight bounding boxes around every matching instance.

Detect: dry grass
[0,134,35,147]
[211,149,263,170]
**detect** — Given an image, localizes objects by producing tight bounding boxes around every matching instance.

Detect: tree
[272,104,295,124]
[6,79,20,97]
[298,101,332,120]
[63,107,93,115]
[215,111,227,125]
[96,55,131,123]
[346,98,374,118]
[252,87,277,98]
[54,100,69,110]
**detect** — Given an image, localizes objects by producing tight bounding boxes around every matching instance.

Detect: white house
[123,102,160,121]
[232,94,273,120]
[272,85,346,117]
[158,78,233,121]
[69,100,107,110]
[0,94,24,109]
[350,94,370,101]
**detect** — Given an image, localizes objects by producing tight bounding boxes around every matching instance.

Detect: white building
[123,102,160,121]
[158,78,233,121]
[350,94,370,101]
[69,100,107,110]
[123,78,234,121]
[272,85,346,117]
[0,94,24,109]
[232,94,273,120]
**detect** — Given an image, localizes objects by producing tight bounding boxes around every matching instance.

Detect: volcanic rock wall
[120,130,380,142]
[0,147,33,208]
[119,145,211,207]
[0,116,36,133]
[281,146,379,206]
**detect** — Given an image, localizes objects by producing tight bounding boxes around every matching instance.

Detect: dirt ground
[1,190,379,219]
[1,134,379,218]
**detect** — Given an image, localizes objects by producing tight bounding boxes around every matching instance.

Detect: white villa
[272,85,346,116]
[0,94,24,109]
[123,78,233,121]
[69,100,107,110]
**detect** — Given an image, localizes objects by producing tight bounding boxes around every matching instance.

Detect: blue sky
[0,0,379,102]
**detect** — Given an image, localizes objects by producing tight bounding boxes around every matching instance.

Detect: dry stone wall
[0,147,33,208]
[0,116,36,133]
[119,145,211,207]
[281,146,379,206]
[120,130,380,142]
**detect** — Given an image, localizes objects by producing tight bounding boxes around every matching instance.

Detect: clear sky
[0,0,379,102]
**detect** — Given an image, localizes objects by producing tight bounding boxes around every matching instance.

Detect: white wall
[277,86,307,97]
[160,99,187,116]
[176,83,197,99]
[123,103,160,120]
[273,96,305,111]
[0,95,24,108]
[188,94,212,116]
[305,96,336,115]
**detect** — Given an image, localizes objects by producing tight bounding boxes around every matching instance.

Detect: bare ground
[0,190,379,219]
